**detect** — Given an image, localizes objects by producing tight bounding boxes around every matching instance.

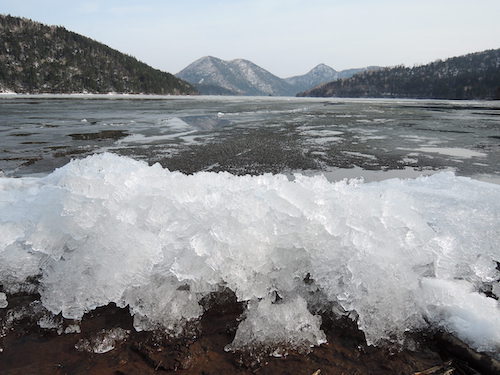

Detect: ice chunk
[0,293,7,309]
[227,296,326,354]
[65,324,81,334]
[75,328,129,354]
[420,278,500,354]
[0,153,499,355]
[38,315,63,334]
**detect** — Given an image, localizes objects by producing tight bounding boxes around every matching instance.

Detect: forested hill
[299,49,500,100]
[0,15,197,95]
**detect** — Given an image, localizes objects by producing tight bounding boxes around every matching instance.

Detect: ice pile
[0,153,499,354]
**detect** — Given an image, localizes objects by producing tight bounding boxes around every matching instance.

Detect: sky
[2,0,500,77]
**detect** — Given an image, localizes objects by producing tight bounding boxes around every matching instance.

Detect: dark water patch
[10,132,40,137]
[53,149,91,158]
[2,156,40,162]
[321,101,345,106]
[472,112,500,116]
[21,141,48,145]
[414,128,474,134]
[489,136,500,140]
[404,105,500,111]
[68,130,129,141]
[46,145,69,150]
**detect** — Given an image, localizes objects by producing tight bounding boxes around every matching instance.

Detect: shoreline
[1,92,499,105]
[1,292,498,375]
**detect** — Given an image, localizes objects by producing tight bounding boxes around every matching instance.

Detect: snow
[0,153,499,355]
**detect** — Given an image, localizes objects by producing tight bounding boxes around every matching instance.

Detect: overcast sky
[2,0,500,77]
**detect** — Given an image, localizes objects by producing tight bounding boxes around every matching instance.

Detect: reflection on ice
[413,147,487,159]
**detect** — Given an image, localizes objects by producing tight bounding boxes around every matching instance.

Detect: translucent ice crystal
[75,328,129,353]
[226,296,326,354]
[0,153,499,354]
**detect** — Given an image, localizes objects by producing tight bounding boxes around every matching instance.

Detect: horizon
[1,1,500,77]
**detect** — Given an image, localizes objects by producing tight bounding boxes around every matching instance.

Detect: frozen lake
[1,95,499,357]
[1,95,499,182]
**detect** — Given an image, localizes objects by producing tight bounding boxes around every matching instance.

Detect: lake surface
[1,95,499,182]
[1,95,500,357]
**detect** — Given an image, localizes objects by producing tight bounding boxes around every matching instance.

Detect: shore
[1,292,498,375]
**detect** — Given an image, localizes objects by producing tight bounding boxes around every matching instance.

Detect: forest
[0,15,196,95]
[300,49,500,100]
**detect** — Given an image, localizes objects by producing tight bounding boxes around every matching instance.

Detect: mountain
[176,56,295,96]
[0,14,196,95]
[336,66,381,79]
[284,64,379,94]
[299,49,500,100]
[177,57,380,96]
[284,64,339,94]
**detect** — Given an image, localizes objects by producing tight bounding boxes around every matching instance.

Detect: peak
[230,58,252,64]
[310,64,336,73]
[197,56,222,62]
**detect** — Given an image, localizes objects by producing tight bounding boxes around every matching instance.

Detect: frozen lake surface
[1,95,499,182]
[0,95,499,357]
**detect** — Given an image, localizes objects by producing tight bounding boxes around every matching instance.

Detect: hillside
[176,56,295,96]
[0,14,196,95]
[177,57,378,96]
[284,64,339,94]
[299,49,500,100]
[284,64,379,94]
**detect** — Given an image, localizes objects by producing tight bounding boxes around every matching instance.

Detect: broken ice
[75,328,129,353]
[226,296,326,354]
[0,153,499,355]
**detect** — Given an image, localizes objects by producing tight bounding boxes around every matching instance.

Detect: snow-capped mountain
[177,56,380,96]
[176,56,295,96]
[284,64,340,93]
[285,64,381,93]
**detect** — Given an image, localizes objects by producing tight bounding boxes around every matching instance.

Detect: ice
[38,315,63,334]
[226,296,326,354]
[0,153,499,355]
[0,293,7,308]
[420,279,500,353]
[75,328,129,353]
[65,324,81,334]
[412,147,487,159]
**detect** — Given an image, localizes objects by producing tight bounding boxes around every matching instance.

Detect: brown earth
[0,293,496,375]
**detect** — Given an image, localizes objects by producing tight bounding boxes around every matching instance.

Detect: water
[1,95,499,181]
[0,95,499,356]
